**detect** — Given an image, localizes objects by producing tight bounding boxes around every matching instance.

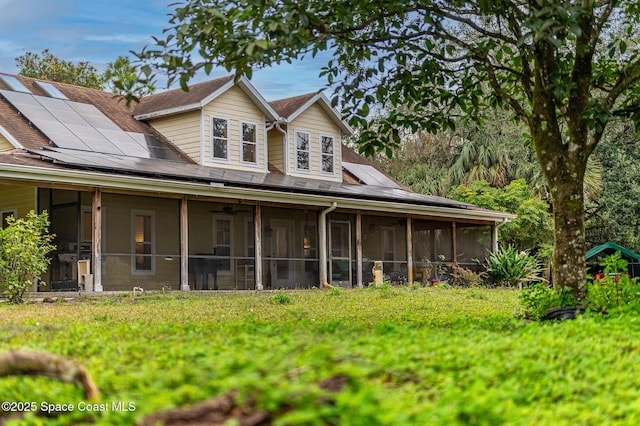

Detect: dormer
[134,76,279,172]
[269,92,352,182]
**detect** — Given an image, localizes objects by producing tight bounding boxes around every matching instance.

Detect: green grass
[2,287,640,425]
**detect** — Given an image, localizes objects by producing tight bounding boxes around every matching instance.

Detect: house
[0,72,514,292]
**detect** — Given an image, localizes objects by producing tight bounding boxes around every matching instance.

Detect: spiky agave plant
[484,246,544,288]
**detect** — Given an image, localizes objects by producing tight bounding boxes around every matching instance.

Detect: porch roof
[7,147,514,223]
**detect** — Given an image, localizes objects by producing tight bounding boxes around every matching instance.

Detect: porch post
[492,223,499,252]
[254,203,263,290]
[452,221,458,267]
[91,188,103,292]
[356,211,363,288]
[406,216,413,284]
[180,196,190,291]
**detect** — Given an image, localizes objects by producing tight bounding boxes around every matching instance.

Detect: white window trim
[294,130,311,173]
[240,120,259,166]
[319,133,336,176]
[131,210,156,275]
[210,115,230,162]
[212,214,234,276]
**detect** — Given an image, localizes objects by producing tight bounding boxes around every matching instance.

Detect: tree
[16,49,104,89]
[137,1,640,299]
[104,56,156,97]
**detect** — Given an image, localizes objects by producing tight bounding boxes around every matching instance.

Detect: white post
[180,197,190,291]
[254,203,263,290]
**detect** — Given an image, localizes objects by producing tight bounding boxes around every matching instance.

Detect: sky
[0,0,330,100]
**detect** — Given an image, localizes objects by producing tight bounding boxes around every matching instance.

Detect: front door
[329,220,351,287]
[270,220,294,287]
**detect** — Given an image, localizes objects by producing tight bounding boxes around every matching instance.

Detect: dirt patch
[138,375,350,426]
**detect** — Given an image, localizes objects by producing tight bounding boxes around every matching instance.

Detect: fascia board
[0,125,24,149]
[133,102,202,120]
[0,163,514,223]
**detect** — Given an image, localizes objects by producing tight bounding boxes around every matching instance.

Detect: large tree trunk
[549,172,587,299]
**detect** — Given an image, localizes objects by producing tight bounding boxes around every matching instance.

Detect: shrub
[585,251,640,313]
[0,211,56,304]
[518,283,577,320]
[271,291,293,305]
[484,246,544,288]
[450,266,486,287]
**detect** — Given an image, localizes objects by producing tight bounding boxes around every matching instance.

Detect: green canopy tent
[586,242,640,278]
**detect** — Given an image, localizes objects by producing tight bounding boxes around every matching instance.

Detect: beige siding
[267,128,286,172]
[203,86,267,172]
[287,103,342,182]
[0,183,36,219]
[146,110,201,162]
[0,133,14,151]
[101,194,181,291]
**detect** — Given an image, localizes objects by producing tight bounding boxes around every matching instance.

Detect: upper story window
[241,121,257,164]
[211,117,229,160]
[295,130,310,171]
[320,135,335,174]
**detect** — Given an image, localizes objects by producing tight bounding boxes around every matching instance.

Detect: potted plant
[424,254,447,285]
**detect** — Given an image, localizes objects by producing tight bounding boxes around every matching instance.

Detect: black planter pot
[542,306,586,321]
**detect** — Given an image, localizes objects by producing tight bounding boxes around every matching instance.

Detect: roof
[133,75,279,121]
[269,92,353,135]
[586,242,640,263]
[0,72,514,224]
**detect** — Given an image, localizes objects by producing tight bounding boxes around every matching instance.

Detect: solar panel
[1,89,181,159]
[343,162,401,188]
[34,81,68,99]
[0,75,31,93]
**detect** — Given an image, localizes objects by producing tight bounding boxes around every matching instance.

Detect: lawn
[2,286,640,425]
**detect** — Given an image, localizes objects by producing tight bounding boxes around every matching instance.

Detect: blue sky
[0,0,329,100]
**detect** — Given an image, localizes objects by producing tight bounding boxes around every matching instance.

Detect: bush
[484,246,544,288]
[0,211,56,304]
[518,283,577,320]
[585,251,640,313]
[271,291,293,305]
[450,266,486,287]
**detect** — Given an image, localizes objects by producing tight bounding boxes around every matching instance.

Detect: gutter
[319,202,338,288]
[0,162,515,222]
[492,217,511,252]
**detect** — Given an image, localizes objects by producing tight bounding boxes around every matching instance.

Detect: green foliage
[585,251,640,313]
[518,284,577,320]
[0,211,56,304]
[103,56,156,97]
[270,291,293,305]
[451,180,553,251]
[7,290,640,424]
[16,49,105,89]
[484,245,544,288]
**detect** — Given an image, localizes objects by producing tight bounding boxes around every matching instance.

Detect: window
[132,211,154,273]
[1,210,16,229]
[320,135,335,174]
[213,216,233,272]
[295,131,310,171]
[241,121,257,164]
[382,227,395,262]
[211,117,229,160]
